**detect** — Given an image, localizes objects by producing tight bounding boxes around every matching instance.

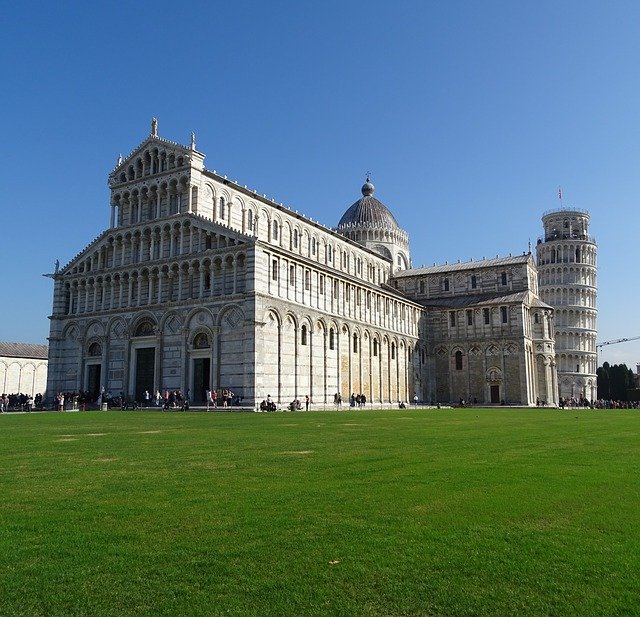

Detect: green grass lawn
[1,408,640,616]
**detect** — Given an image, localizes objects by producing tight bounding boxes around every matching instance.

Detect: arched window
[88,342,102,357]
[301,325,308,346]
[193,333,210,349]
[272,220,279,241]
[219,197,225,219]
[373,339,378,357]
[455,350,463,370]
[134,321,155,337]
[247,209,254,232]
[293,229,299,249]
[353,333,358,353]
[329,328,335,350]
[391,342,396,360]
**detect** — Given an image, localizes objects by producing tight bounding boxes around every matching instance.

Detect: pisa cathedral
[46,121,573,408]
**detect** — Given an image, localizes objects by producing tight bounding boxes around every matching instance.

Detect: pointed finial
[117,153,123,166]
[190,131,196,150]
[151,117,158,137]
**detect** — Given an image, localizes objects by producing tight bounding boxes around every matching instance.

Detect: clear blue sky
[1,1,638,370]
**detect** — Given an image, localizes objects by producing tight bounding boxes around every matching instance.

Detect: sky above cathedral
[1,1,638,370]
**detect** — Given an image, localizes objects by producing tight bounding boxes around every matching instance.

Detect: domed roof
[337,179,401,230]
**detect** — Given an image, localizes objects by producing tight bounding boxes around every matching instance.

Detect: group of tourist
[205,388,234,410]
[259,395,277,412]
[286,395,310,411]
[592,399,639,409]
[349,393,367,408]
[0,392,43,412]
[156,389,189,410]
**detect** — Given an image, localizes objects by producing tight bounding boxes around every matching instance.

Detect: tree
[597,362,610,400]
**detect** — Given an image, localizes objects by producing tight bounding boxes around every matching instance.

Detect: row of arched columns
[540,287,597,308]
[116,147,186,183]
[265,251,420,337]
[62,254,246,315]
[69,219,240,276]
[537,242,597,266]
[259,308,422,404]
[538,266,597,287]
[554,330,597,354]
[556,352,598,375]
[554,308,597,330]
[0,360,48,397]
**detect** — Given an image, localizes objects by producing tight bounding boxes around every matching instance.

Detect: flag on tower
[558,187,563,201]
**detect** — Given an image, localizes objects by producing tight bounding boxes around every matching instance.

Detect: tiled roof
[396,254,531,277]
[0,342,49,360]
[337,195,401,230]
[419,290,552,310]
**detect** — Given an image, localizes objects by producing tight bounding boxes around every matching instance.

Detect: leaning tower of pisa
[536,208,598,402]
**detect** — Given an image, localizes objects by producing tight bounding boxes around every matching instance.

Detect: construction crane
[596,336,640,349]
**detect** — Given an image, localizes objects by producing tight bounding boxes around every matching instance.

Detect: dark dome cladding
[337,180,401,230]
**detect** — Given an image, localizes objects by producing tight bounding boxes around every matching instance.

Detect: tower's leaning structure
[536,208,598,401]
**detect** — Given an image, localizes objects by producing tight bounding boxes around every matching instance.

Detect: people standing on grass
[305,394,310,411]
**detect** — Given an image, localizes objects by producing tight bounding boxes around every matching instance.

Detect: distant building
[0,342,48,397]
[536,209,598,401]
[45,121,558,407]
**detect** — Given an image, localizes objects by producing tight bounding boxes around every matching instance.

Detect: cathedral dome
[337,179,400,230]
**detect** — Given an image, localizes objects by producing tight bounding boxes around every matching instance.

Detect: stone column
[148,273,154,305]
[232,257,238,295]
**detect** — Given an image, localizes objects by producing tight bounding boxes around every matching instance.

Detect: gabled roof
[396,254,532,277]
[0,342,49,360]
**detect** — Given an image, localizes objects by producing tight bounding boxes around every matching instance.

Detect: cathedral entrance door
[135,348,155,403]
[193,358,210,405]
[490,384,500,404]
[87,364,101,402]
